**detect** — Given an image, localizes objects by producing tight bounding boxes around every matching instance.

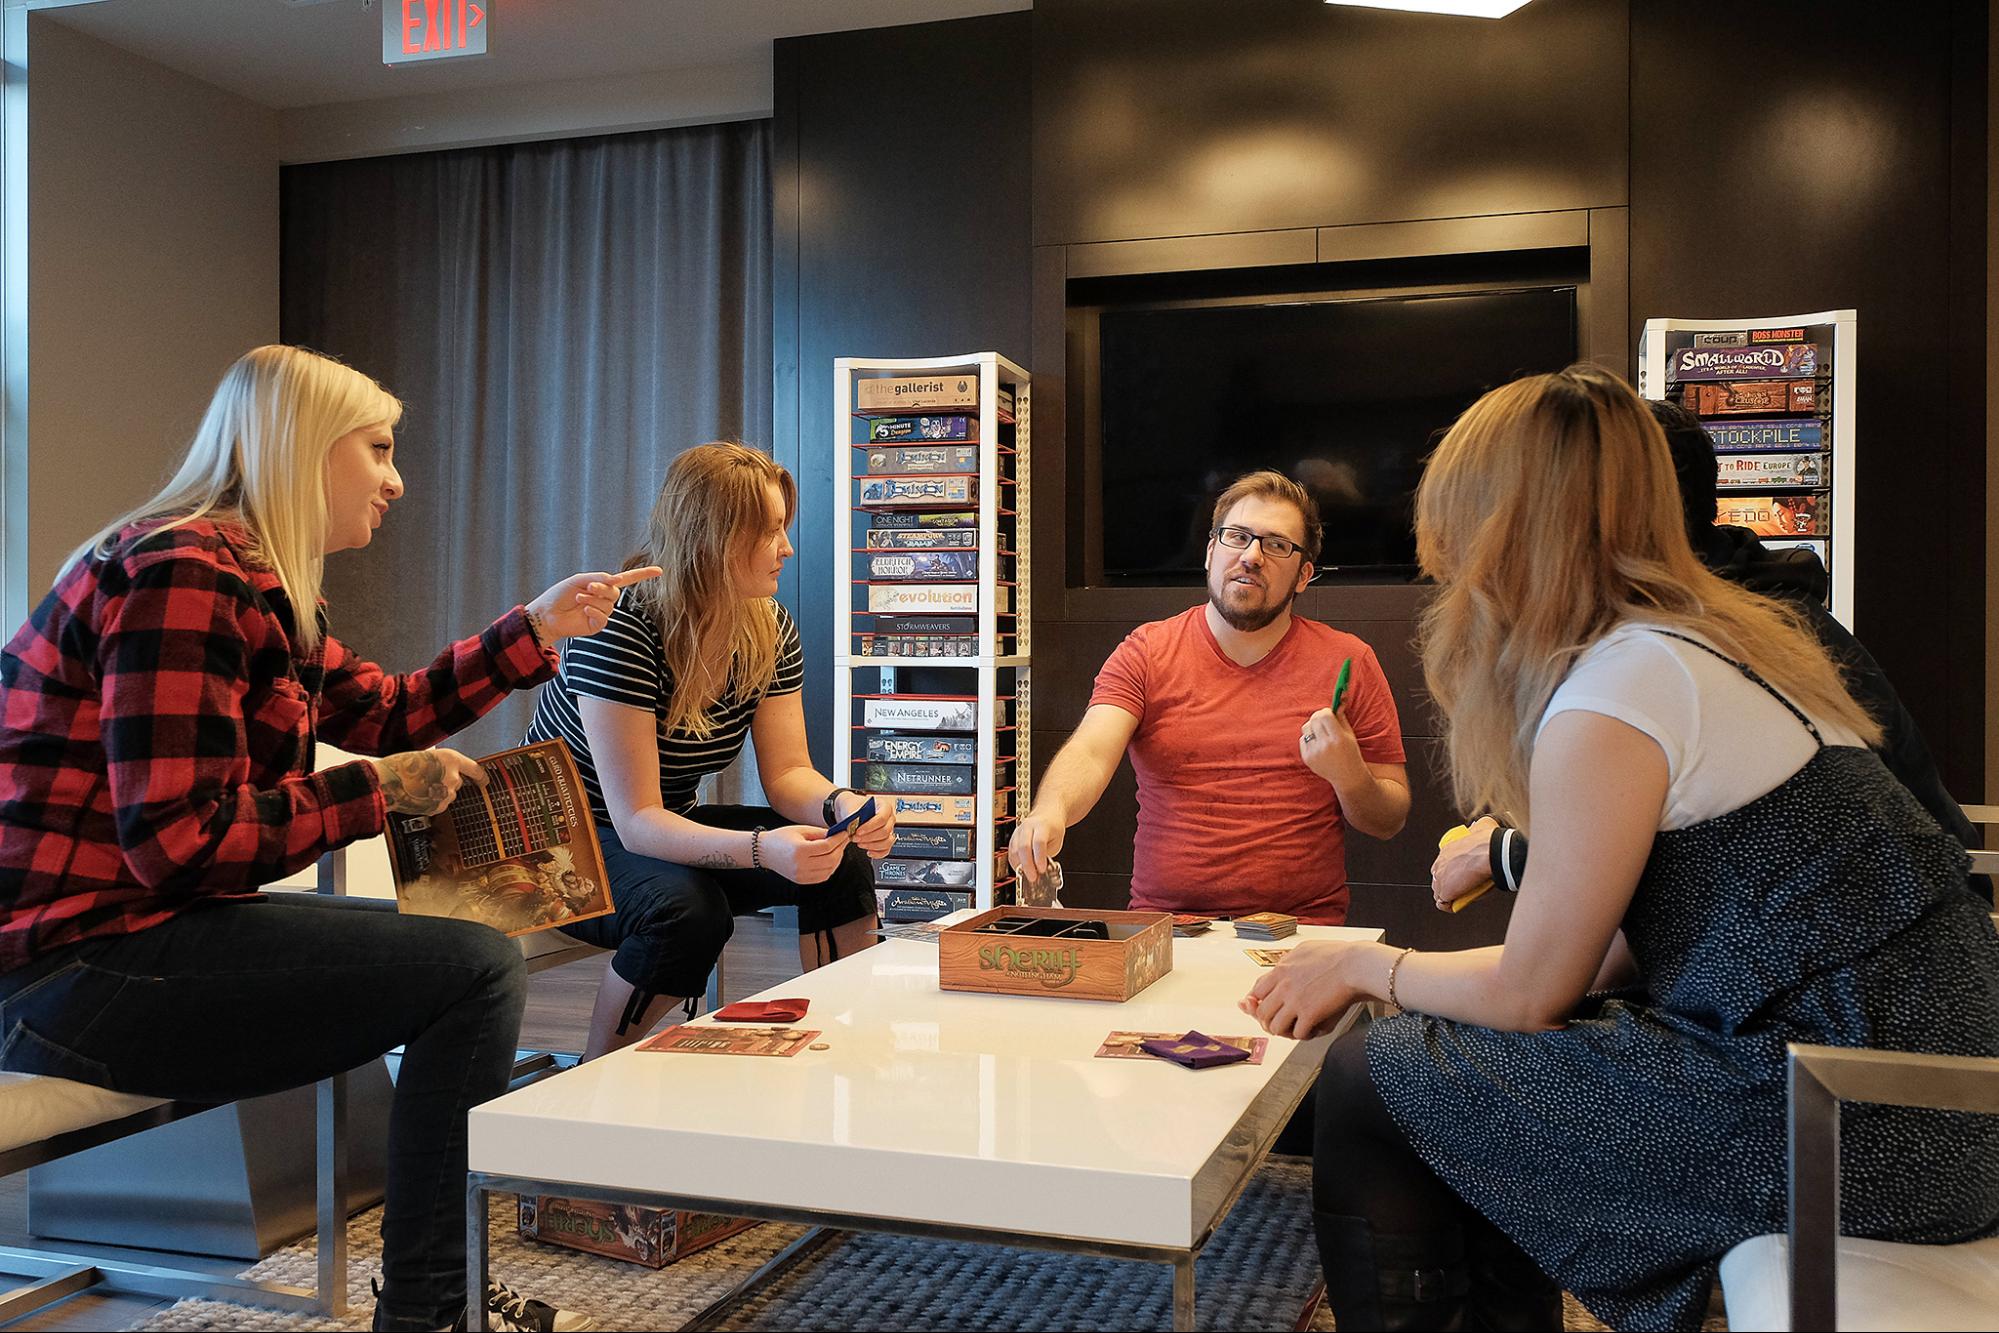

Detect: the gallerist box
[518,1197,759,1268]
[866,415,973,442]
[854,375,981,412]
[857,475,976,508]
[863,444,980,474]
[938,907,1174,1003]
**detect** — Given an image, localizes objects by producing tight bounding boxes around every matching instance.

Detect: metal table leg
[1173,1253,1196,1331]
[466,1176,490,1332]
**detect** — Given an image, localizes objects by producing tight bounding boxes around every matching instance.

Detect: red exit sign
[384,0,488,65]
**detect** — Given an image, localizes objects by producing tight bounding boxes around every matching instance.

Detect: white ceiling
[39,0,1032,110]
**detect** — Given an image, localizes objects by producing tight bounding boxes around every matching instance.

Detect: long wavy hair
[627,443,795,738]
[68,345,402,652]
[1415,364,1879,829]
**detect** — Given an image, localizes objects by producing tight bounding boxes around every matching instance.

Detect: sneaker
[485,1279,599,1332]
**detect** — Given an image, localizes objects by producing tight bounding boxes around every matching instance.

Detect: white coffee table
[466,919,1381,1330]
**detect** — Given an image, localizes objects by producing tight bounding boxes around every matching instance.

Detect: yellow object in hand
[1436,823,1494,913]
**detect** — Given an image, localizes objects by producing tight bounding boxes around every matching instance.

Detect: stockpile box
[518,1196,759,1268]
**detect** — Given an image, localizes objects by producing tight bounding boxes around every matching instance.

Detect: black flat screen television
[1095,286,1579,581]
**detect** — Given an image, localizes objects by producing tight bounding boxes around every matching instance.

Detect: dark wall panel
[1032,0,1628,246]
[1631,0,1986,798]
[774,13,1033,766]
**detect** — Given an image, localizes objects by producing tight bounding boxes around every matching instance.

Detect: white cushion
[1721,1231,1999,1331]
[0,1071,167,1155]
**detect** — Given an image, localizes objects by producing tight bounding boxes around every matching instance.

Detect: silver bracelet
[1386,946,1416,1014]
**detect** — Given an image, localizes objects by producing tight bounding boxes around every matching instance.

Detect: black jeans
[557,807,879,1001]
[0,894,527,1331]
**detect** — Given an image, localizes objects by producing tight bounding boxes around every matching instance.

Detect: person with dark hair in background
[1433,396,1986,911]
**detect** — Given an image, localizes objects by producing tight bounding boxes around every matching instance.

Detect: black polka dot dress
[1367,646,1999,1330]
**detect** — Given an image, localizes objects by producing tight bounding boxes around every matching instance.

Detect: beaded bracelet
[749,827,764,870]
[1386,946,1416,1013]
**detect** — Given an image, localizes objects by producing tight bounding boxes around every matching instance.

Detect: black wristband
[1489,826,1527,892]
[821,786,857,826]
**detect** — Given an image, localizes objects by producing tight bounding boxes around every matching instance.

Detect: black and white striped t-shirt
[525,589,803,824]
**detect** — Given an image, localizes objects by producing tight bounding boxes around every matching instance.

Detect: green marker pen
[1331,657,1353,713]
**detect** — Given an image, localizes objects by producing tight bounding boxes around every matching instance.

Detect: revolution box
[939,907,1174,1003]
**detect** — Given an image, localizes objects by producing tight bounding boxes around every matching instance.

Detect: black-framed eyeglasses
[1213,525,1306,561]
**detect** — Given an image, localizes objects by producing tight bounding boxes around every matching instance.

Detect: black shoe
[484,1279,600,1332]
[1312,1210,1470,1331]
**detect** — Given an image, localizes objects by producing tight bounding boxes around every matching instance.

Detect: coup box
[518,1196,759,1269]
[939,906,1174,1003]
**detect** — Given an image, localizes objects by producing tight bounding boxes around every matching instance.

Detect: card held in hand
[637,1026,821,1057]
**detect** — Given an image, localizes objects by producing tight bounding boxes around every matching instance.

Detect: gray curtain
[281,121,772,781]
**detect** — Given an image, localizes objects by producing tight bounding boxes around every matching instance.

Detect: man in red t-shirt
[1008,471,1408,924]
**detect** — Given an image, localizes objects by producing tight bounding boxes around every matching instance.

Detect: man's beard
[1208,571,1295,632]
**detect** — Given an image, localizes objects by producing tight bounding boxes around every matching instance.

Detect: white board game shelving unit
[1637,309,1857,628]
[833,352,1031,915]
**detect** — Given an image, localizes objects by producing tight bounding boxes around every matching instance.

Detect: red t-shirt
[1088,607,1405,924]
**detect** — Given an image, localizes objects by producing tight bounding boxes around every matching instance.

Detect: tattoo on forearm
[689,851,736,869]
[379,752,452,815]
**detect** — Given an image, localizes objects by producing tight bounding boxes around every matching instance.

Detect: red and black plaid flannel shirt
[0,519,555,974]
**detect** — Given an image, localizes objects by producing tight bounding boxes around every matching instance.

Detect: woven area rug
[133,1160,1325,1332]
[127,1158,1713,1332]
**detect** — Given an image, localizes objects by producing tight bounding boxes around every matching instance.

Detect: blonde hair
[69,345,402,652]
[1210,469,1323,563]
[1415,364,1879,828]
[627,443,795,738]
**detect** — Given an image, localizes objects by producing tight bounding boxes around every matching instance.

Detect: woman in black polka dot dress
[1243,366,1999,1330]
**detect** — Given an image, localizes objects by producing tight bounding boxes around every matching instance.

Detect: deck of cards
[1233,912,1298,941]
[1171,914,1215,937]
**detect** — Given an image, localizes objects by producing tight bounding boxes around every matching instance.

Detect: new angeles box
[938,906,1174,1003]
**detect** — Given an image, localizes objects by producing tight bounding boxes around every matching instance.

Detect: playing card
[1137,1030,1254,1069]
[637,1026,821,1057]
[1096,1030,1267,1065]
[1244,948,1293,967]
[712,998,810,1023]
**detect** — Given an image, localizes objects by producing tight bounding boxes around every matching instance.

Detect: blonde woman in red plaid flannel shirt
[0,346,651,1333]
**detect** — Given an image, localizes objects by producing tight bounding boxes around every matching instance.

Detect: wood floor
[0,915,806,1332]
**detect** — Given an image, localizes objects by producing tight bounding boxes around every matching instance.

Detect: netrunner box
[938,906,1174,1002]
[861,762,975,795]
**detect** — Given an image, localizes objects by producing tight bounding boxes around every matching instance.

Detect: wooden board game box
[518,1195,759,1268]
[938,906,1173,1002]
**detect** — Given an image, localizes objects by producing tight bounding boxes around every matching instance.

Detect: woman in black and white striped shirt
[527,443,893,1058]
